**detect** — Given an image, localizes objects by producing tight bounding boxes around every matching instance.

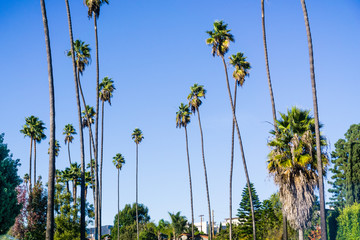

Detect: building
[87,225,113,240]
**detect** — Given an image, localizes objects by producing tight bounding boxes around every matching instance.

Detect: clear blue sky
[1,0,359,227]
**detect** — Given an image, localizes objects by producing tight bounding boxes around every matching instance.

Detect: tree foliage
[0,133,21,234]
[336,202,360,239]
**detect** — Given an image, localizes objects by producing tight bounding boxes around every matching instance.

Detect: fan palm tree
[63,124,77,165]
[206,20,256,240]
[40,0,56,238]
[48,140,61,157]
[187,83,212,239]
[24,174,30,192]
[176,103,195,239]
[228,52,250,239]
[112,153,125,240]
[267,107,328,240]
[84,1,109,237]
[132,128,144,240]
[69,162,81,205]
[300,1,327,238]
[99,76,115,226]
[33,118,46,185]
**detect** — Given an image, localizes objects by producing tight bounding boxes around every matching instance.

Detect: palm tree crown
[67,39,91,74]
[176,103,191,129]
[84,0,109,18]
[99,77,115,105]
[206,20,234,57]
[63,124,77,144]
[82,105,96,128]
[113,153,125,170]
[20,116,46,141]
[132,128,144,144]
[187,84,206,114]
[229,52,251,87]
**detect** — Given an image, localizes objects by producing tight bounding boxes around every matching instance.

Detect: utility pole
[199,215,204,233]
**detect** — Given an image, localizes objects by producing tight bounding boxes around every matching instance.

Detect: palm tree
[132,128,144,240]
[155,219,170,240]
[300,1,327,238]
[168,212,187,240]
[84,1,109,237]
[24,174,30,192]
[176,103,195,239]
[112,153,125,240]
[187,83,212,239]
[206,20,256,240]
[40,0,56,238]
[48,140,61,157]
[69,162,81,205]
[99,76,115,227]
[228,52,250,239]
[63,124,77,165]
[267,107,328,240]
[33,118,46,185]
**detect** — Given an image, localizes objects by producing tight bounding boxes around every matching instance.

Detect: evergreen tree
[329,124,360,208]
[237,183,261,239]
[0,133,21,234]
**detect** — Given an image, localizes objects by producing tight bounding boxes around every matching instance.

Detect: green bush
[337,202,360,239]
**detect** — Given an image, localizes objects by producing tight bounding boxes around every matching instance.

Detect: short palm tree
[168,212,187,240]
[132,128,144,240]
[206,20,255,240]
[84,1,109,237]
[300,1,327,238]
[267,107,328,240]
[176,103,195,239]
[228,52,250,238]
[112,153,125,240]
[99,76,115,224]
[187,83,213,239]
[63,124,77,165]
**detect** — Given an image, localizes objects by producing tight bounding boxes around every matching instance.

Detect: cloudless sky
[1,0,360,228]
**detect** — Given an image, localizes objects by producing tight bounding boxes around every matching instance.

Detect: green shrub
[337,202,360,239]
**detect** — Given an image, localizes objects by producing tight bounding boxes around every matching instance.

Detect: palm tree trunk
[99,100,105,238]
[117,168,120,240]
[40,0,56,239]
[184,126,194,240]
[261,1,285,239]
[221,56,256,240]
[73,180,77,205]
[90,130,96,204]
[94,15,101,240]
[34,140,37,185]
[299,228,304,240]
[29,137,33,192]
[300,1,327,239]
[229,80,238,240]
[196,110,212,240]
[65,1,86,238]
[136,143,139,240]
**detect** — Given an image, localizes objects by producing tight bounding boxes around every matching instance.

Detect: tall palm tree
[267,107,328,240]
[84,1,109,237]
[228,52,250,239]
[33,118,46,185]
[63,124,77,165]
[187,83,212,240]
[112,153,125,240]
[40,0,56,239]
[176,103,195,240]
[82,105,96,184]
[69,162,81,205]
[99,76,115,227]
[24,174,30,192]
[300,1,327,238]
[132,128,144,240]
[206,20,256,240]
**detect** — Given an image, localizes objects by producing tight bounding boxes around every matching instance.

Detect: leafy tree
[176,103,195,239]
[336,202,360,239]
[0,133,21,234]
[267,107,328,240]
[10,185,28,239]
[132,128,144,240]
[206,20,255,240]
[187,83,213,239]
[237,183,261,240]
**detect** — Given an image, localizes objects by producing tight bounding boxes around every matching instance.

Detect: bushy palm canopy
[206,20,234,57]
[84,0,109,18]
[63,124,77,144]
[20,116,46,142]
[176,103,191,129]
[99,77,115,105]
[113,153,125,170]
[267,106,328,231]
[169,212,187,238]
[67,39,91,74]
[132,128,144,144]
[82,105,96,128]
[229,52,251,87]
[187,84,206,114]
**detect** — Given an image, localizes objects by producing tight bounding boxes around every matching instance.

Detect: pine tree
[237,183,261,239]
